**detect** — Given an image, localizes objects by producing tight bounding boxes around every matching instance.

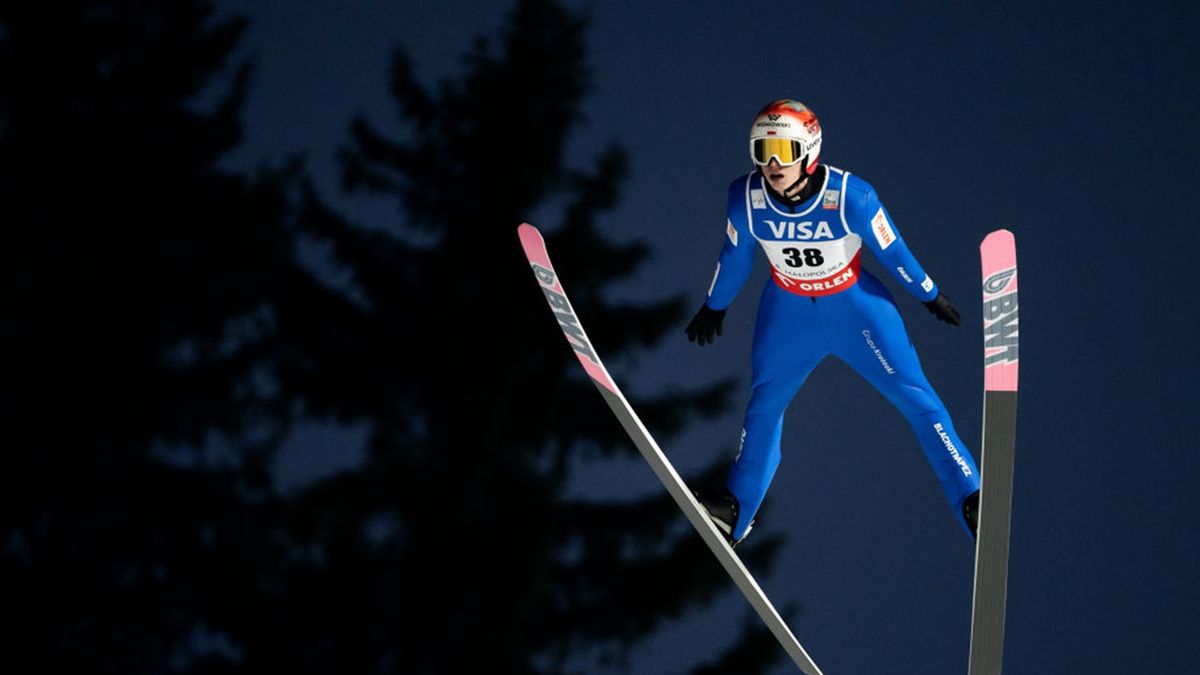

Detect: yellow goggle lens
[751,138,803,166]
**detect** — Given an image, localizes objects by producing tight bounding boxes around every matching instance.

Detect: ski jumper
[706,167,980,539]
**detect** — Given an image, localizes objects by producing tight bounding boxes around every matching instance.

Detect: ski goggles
[751,137,805,167]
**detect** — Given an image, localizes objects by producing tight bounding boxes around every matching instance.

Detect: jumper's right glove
[685,304,726,346]
[923,292,961,326]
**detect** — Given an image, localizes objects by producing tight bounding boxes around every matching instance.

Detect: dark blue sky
[220,1,1199,673]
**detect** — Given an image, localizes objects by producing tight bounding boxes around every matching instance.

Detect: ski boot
[694,487,753,547]
[963,489,980,541]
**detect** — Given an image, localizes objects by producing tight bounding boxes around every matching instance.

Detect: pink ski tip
[981,230,1016,266]
[518,223,552,270]
[517,222,540,247]
[980,229,1018,392]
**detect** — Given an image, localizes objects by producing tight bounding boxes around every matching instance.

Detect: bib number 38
[782,247,825,268]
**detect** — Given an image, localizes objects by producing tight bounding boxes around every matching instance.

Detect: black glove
[923,292,961,326]
[685,304,726,346]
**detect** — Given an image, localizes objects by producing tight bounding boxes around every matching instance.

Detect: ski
[968,229,1020,675]
[518,223,825,675]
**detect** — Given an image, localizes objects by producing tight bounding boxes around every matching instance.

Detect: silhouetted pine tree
[0,1,791,672]
[0,2,309,671]
[270,1,788,672]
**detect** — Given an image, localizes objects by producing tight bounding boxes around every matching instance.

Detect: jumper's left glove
[685,304,726,346]
[923,292,961,326]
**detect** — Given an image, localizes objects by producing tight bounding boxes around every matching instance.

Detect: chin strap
[782,175,808,199]
[779,155,811,200]
[774,161,823,205]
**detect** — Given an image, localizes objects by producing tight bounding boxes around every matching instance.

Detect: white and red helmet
[749,99,822,175]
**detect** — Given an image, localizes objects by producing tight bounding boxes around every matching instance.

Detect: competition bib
[758,235,863,297]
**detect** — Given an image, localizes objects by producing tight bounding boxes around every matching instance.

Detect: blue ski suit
[706,167,980,539]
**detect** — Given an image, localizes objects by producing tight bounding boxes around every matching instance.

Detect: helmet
[749,99,822,175]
